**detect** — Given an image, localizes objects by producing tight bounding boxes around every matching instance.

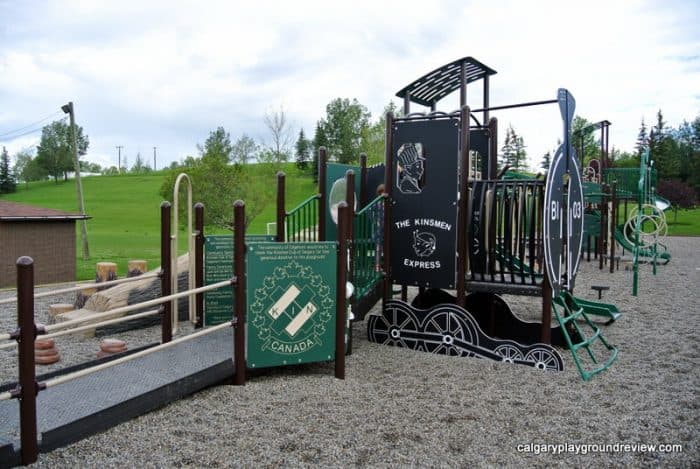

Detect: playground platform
[0,327,234,466]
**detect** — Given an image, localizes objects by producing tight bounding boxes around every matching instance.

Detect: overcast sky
[1,0,698,171]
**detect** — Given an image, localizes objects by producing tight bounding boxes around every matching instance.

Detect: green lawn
[665,207,700,236]
[2,165,317,281]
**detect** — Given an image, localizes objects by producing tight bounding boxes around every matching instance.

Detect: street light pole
[153,146,157,171]
[62,101,90,260]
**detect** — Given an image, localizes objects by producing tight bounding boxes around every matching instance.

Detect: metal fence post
[335,202,348,379]
[233,200,246,385]
[17,256,39,465]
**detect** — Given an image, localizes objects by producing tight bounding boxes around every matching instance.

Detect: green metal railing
[285,194,320,242]
[603,168,657,200]
[352,195,384,299]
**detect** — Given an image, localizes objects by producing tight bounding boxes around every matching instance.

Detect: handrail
[0,308,162,350]
[172,173,196,333]
[356,194,384,217]
[0,271,162,306]
[286,194,320,216]
[39,279,233,334]
[40,322,232,391]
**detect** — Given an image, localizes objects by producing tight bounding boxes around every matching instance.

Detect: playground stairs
[552,291,618,380]
[0,327,234,467]
[565,295,621,324]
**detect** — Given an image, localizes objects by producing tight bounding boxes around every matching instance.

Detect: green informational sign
[204,235,275,325]
[247,242,337,368]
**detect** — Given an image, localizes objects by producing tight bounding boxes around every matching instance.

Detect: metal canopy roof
[395,56,497,108]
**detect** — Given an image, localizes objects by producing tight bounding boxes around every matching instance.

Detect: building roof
[395,56,497,108]
[0,200,90,221]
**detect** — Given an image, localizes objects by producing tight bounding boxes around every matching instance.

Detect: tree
[13,149,47,187]
[294,128,311,170]
[35,120,89,183]
[311,121,328,182]
[231,134,258,165]
[197,126,233,164]
[649,110,680,179]
[160,157,271,230]
[635,118,649,156]
[499,124,527,171]
[572,116,598,166]
[314,98,371,164]
[540,151,551,171]
[0,147,17,194]
[131,152,152,173]
[657,179,697,223]
[263,106,293,164]
[362,101,401,166]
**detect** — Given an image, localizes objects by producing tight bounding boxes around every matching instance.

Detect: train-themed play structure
[0,57,672,465]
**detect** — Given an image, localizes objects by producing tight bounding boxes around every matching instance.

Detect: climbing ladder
[552,291,618,380]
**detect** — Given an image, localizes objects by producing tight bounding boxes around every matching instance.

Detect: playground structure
[276,57,618,377]
[0,56,634,465]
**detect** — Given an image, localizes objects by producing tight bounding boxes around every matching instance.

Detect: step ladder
[552,291,618,380]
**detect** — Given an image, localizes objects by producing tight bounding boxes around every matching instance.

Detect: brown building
[0,201,89,288]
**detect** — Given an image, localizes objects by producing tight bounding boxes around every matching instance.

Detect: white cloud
[0,0,697,172]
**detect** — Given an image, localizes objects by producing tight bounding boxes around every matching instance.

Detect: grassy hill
[2,164,317,281]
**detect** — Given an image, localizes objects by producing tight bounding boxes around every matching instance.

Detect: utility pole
[62,101,90,260]
[116,145,123,173]
[153,146,157,171]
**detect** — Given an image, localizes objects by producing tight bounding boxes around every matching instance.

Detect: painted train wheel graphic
[367,307,421,350]
[524,347,564,371]
[421,309,476,357]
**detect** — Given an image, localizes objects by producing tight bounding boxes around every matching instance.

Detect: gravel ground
[0,236,697,467]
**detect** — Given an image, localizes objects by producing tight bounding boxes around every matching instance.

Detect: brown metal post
[541,271,552,344]
[488,117,498,179]
[459,60,467,108]
[359,153,367,207]
[160,202,172,343]
[345,170,355,283]
[456,105,471,307]
[276,171,286,242]
[233,200,246,385]
[610,182,617,273]
[382,113,395,306]
[194,203,204,328]
[483,75,490,124]
[16,256,39,465]
[335,202,348,379]
[318,147,327,241]
[403,93,410,115]
[599,185,609,270]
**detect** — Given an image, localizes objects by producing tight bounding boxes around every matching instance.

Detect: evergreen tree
[0,146,17,194]
[500,124,526,171]
[500,125,516,170]
[540,151,551,171]
[635,118,648,156]
[312,121,329,182]
[294,128,311,170]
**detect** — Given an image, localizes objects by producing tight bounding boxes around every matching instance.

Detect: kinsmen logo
[250,261,334,355]
[412,230,436,257]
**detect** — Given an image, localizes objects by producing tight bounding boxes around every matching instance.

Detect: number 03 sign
[543,89,585,295]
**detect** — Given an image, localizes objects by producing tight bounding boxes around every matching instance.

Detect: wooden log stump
[74,284,98,309]
[48,303,74,323]
[96,262,118,283]
[127,260,148,277]
[35,338,60,365]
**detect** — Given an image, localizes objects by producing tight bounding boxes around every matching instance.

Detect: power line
[0,111,64,138]
[0,116,68,143]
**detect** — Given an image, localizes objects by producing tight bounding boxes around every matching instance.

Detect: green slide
[613,226,671,264]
